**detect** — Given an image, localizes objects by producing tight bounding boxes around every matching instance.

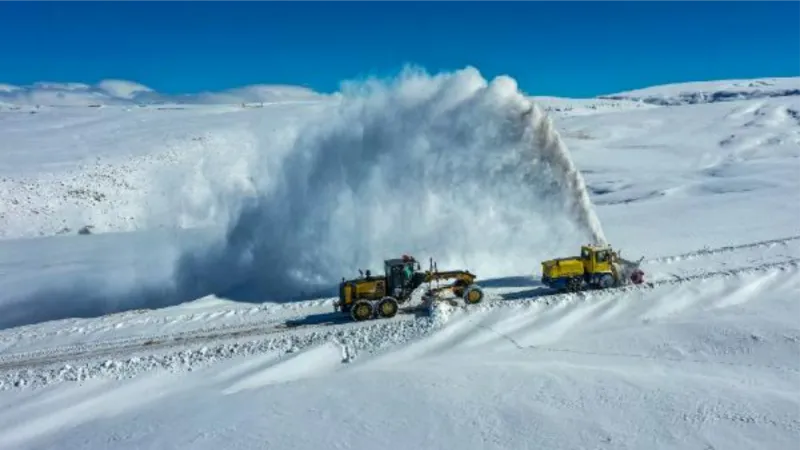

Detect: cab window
[581,249,590,259]
[597,251,609,263]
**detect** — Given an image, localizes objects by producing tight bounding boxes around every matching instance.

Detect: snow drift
[172,66,604,303]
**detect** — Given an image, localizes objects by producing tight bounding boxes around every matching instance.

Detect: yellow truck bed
[541,257,584,279]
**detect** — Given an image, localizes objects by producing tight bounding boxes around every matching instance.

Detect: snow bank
[0,305,454,390]
[170,66,603,303]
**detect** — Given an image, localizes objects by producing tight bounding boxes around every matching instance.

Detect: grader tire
[377,297,399,318]
[463,285,484,305]
[351,300,374,321]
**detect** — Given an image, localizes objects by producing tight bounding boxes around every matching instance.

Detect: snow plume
[526,104,606,245]
[172,66,605,303]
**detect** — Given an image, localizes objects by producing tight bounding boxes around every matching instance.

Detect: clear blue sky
[0,1,797,97]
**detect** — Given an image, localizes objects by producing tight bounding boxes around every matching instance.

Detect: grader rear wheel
[351,300,374,321]
[377,297,399,318]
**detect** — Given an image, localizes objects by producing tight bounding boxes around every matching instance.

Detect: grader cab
[335,255,484,321]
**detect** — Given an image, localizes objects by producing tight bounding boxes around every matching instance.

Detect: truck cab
[581,244,613,276]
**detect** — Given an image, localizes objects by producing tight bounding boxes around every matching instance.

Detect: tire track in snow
[0,302,427,372]
[0,310,439,390]
[0,311,338,371]
[522,345,800,374]
[645,235,800,264]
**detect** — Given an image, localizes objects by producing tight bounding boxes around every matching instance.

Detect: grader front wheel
[463,285,484,305]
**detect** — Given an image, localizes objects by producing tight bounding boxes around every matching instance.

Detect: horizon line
[2,71,799,101]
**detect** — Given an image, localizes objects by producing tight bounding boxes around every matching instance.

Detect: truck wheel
[599,274,615,289]
[351,300,374,321]
[463,285,484,304]
[567,278,582,292]
[377,297,399,318]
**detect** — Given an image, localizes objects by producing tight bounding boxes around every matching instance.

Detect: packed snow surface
[0,68,798,450]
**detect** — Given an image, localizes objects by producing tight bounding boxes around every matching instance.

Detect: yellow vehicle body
[339,277,388,307]
[336,256,484,321]
[541,244,618,292]
[581,244,613,275]
[541,257,585,279]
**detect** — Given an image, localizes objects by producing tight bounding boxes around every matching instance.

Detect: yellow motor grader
[334,255,484,321]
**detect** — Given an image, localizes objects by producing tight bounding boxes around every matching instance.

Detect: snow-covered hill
[0,69,798,450]
[0,79,328,107]
[600,76,800,106]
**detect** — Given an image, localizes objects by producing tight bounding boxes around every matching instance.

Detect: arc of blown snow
[523,102,607,246]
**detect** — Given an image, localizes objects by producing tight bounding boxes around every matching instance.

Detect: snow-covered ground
[0,69,798,449]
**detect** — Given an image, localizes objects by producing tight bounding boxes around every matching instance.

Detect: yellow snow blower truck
[335,255,484,321]
[540,244,645,292]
